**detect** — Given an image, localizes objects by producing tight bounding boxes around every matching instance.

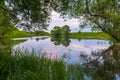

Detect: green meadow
[70,32,114,40]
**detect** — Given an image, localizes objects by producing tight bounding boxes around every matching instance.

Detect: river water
[12,36,111,64]
[11,36,120,79]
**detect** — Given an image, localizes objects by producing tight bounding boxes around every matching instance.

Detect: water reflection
[80,45,120,80]
[12,36,111,64]
[2,36,120,79]
[51,37,71,47]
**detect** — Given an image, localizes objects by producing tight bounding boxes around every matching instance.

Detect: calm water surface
[12,36,120,79]
[12,36,111,64]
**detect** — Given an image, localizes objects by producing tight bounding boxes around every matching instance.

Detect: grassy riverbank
[6,30,50,38]
[6,30,114,41]
[0,52,83,80]
[70,32,114,40]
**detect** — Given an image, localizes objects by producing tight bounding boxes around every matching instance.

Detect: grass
[6,30,50,38]
[70,32,114,40]
[6,30,34,38]
[0,51,83,80]
[5,30,115,41]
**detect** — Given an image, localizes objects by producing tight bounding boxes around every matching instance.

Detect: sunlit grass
[6,30,50,38]
[70,32,115,40]
[6,30,34,38]
[0,51,83,80]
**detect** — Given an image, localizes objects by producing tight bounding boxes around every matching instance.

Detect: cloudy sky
[47,11,81,32]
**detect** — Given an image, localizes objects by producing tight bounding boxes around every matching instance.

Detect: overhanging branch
[85,0,107,19]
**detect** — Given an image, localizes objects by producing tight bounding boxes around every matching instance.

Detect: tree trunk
[1,32,5,39]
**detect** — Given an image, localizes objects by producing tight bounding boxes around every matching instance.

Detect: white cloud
[47,11,80,32]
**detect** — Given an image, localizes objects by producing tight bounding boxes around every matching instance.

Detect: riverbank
[6,30,50,38]
[7,30,114,41]
[70,32,114,40]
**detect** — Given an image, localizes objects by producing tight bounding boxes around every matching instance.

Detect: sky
[18,11,92,32]
[46,11,92,33]
[46,11,89,32]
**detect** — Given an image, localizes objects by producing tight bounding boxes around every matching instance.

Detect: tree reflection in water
[1,38,120,80]
[51,37,71,47]
[79,45,120,80]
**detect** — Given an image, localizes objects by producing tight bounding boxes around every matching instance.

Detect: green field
[70,32,114,40]
[6,30,50,38]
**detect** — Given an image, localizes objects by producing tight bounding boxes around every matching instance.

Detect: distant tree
[51,25,71,38]
[51,26,62,38]
[62,25,71,37]
[78,30,81,33]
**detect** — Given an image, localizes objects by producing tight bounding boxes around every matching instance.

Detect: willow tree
[84,0,120,41]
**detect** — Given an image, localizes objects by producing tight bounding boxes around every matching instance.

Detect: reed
[0,51,83,80]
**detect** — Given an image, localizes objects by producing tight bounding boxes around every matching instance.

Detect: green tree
[84,0,120,41]
[62,25,71,38]
[51,26,62,38]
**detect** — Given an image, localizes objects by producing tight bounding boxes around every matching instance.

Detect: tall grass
[0,51,83,80]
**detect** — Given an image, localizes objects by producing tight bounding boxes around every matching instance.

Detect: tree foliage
[0,0,120,40]
[62,25,71,37]
[51,25,71,46]
[51,26,62,38]
[51,25,71,38]
[53,0,120,41]
[84,0,120,41]
[0,0,14,39]
[2,0,54,31]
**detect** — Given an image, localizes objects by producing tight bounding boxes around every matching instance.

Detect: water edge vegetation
[0,51,83,80]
